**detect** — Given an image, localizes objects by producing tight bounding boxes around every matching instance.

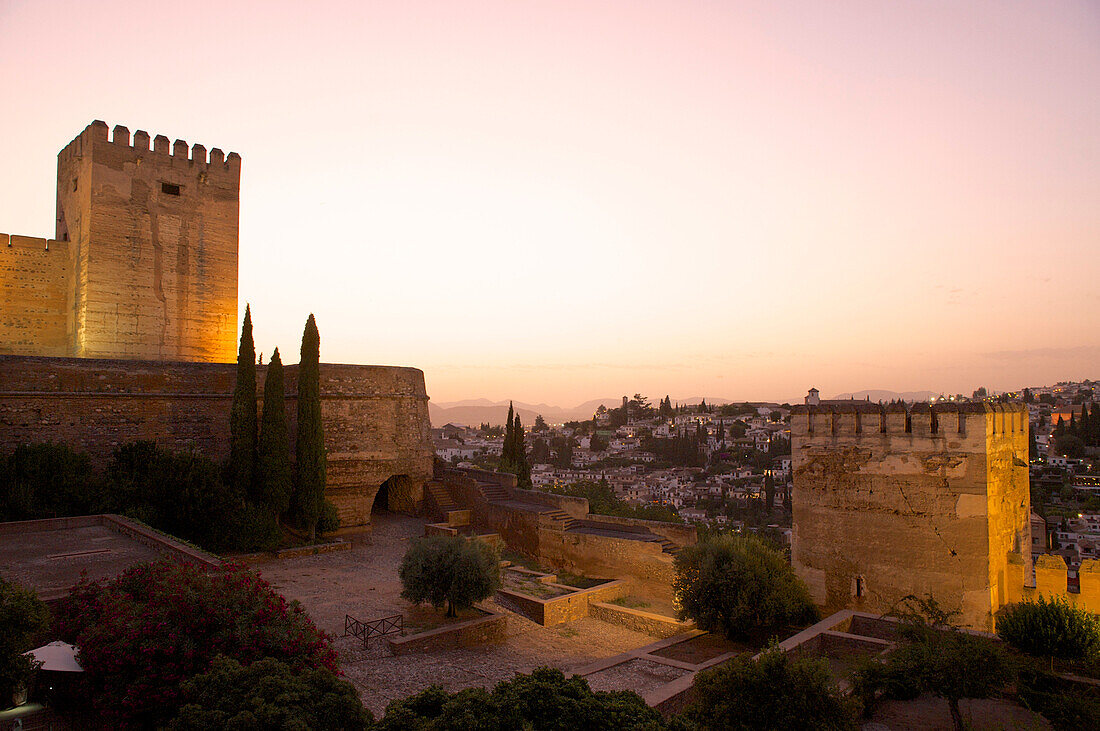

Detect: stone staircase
[543,508,578,531]
[476,480,510,503]
[653,536,682,558]
[425,480,458,518]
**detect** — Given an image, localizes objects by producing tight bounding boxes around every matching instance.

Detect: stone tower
[50,120,240,362]
[790,401,1030,630]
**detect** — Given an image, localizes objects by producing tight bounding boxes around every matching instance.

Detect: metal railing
[344,613,404,650]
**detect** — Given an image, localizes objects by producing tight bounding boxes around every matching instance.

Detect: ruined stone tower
[790,402,1031,630]
[2,120,240,362]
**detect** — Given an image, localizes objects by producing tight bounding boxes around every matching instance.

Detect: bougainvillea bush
[55,560,337,726]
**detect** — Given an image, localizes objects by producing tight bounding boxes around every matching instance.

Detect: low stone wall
[0,514,222,569]
[274,540,350,559]
[540,528,677,604]
[496,577,627,626]
[589,602,693,638]
[387,608,506,655]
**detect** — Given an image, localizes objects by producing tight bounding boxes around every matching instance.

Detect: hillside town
[435,382,1100,565]
[435,394,794,536]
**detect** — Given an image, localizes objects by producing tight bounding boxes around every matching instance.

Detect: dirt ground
[252,512,658,716]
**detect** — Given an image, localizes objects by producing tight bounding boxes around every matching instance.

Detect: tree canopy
[399,536,501,617]
[169,655,372,731]
[673,533,817,640]
[376,667,664,731]
[230,304,258,500]
[685,647,857,731]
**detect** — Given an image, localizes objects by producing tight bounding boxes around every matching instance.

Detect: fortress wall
[985,409,1032,612]
[56,121,240,362]
[0,235,72,356]
[1006,554,1100,614]
[0,355,433,527]
[791,402,1030,630]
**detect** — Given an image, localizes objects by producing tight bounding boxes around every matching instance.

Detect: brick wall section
[588,602,693,638]
[0,234,72,356]
[791,402,1031,630]
[0,355,433,527]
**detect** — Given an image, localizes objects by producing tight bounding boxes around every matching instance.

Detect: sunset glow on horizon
[2,0,1098,405]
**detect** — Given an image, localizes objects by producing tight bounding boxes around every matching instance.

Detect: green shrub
[0,578,50,709]
[169,655,372,730]
[673,533,817,641]
[0,443,101,521]
[377,667,664,730]
[685,647,857,730]
[318,499,341,535]
[997,596,1100,662]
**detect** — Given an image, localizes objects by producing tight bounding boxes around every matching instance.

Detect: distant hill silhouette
[831,389,936,403]
[428,396,741,427]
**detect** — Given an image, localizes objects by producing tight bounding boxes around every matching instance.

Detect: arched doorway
[372,474,417,514]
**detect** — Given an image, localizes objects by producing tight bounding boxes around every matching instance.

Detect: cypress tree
[258,347,292,517]
[230,304,257,498]
[293,314,326,541]
[501,402,516,472]
[513,413,532,488]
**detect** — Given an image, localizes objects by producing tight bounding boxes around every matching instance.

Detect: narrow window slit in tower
[161,182,181,196]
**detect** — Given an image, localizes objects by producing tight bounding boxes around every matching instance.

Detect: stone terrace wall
[539,528,678,604]
[0,355,433,527]
[0,234,72,356]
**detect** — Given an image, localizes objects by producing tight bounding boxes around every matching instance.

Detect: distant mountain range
[831,390,937,403]
[431,396,741,427]
[429,389,940,427]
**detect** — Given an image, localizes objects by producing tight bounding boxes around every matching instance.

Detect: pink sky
[2,1,1098,405]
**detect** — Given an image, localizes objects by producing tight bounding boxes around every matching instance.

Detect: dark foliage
[376,666,664,730]
[684,647,857,730]
[169,655,372,730]
[258,347,293,517]
[230,304,258,501]
[55,560,337,727]
[673,533,817,640]
[0,443,98,521]
[293,313,326,540]
[0,578,51,708]
[546,479,682,523]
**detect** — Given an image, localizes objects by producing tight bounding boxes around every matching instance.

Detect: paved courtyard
[253,512,658,715]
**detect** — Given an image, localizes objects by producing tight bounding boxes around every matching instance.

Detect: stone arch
[371,474,419,514]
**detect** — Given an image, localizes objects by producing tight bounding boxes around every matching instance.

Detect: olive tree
[399,536,500,617]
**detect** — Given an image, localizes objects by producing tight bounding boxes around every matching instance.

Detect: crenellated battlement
[59,119,241,177]
[1,233,67,252]
[791,401,1027,439]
